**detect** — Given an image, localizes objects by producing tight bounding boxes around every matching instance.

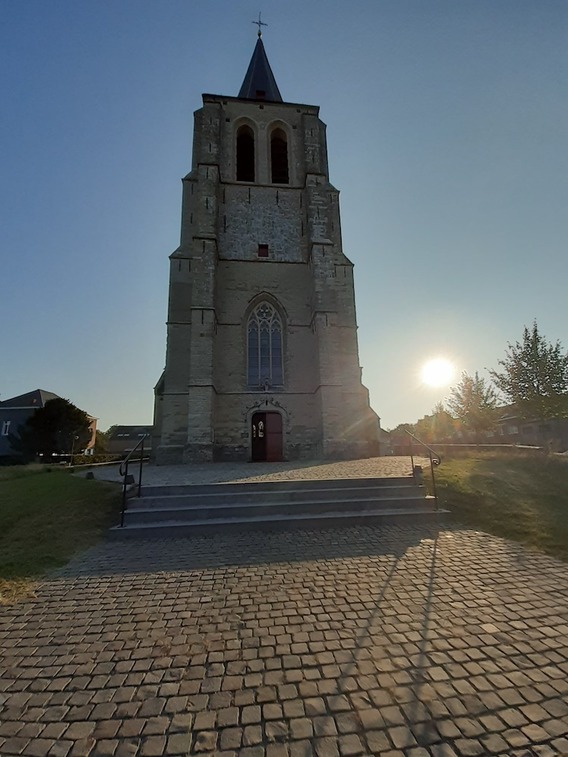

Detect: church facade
[153,36,380,463]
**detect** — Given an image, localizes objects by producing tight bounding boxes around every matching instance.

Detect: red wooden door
[265,413,283,462]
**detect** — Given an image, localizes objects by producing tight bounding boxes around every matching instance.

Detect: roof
[107,425,153,439]
[0,389,60,409]
[238,36,283,102]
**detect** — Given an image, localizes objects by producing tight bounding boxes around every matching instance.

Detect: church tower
[153,33,380,463]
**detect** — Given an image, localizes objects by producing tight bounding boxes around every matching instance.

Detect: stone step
[110,475,442,538]
[124,495,434,525]
[140,476,414,498]
[135,483,425,509]
[109,504,443,539]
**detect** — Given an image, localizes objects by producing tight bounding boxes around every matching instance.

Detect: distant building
[106,426,153,457]
[0,389,96,461]
[492,407,568,452]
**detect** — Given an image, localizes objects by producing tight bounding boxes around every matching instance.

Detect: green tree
[447,371,498,438]
[414,414,434,443]
[10,398,92,461]
[430,402,457,441]
[94,429,109,454]
[387,422,415,453]
[490,322,568,420]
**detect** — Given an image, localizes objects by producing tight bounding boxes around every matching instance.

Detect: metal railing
[119,435,148,527]
[405,430,442,510]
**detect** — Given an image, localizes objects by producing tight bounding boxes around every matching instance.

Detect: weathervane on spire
[252,12,267,38]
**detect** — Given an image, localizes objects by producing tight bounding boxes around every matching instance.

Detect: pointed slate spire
[238,36,283,102]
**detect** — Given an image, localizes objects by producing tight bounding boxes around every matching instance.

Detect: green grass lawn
[0,467,120,603]
[434,451,568,562]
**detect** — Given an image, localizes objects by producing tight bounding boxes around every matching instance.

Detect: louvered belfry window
[270,129,289,184]
[247,302,283,387]
[236,125,255,182]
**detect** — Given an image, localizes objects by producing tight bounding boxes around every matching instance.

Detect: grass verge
[0,467,120,603]
[433,451,568,562]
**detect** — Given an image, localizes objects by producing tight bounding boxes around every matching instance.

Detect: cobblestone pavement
[87,457,426,487]
[1,525,568,756]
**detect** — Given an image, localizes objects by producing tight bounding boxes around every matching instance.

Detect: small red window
[258,244,269,258]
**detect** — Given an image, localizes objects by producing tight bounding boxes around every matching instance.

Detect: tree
[430,402,457,441]
[447,371,498,438]
[414,414,434,444]
[387,422,415,454]
[490,322,568,420]
[94,429,109,454]
[10,398,92,461]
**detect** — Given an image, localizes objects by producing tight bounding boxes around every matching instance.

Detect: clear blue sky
[1,1,567,431]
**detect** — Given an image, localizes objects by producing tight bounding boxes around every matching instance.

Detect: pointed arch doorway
[251,412,283,462]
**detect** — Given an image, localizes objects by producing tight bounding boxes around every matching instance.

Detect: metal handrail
[405,430,442,510]
[119,434,148,527]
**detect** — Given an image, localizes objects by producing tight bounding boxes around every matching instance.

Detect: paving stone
[266,746,289,757]
[521,722,551,741]
[388,726,417,749]
[89,740,117,756]
[140,736,167,757]
[479,732,510,753]
[192,730,217,752]
[243,725,263,746]
[453,739,485,756]
[365,730,391,752]
[338,733,365,755]
[265,720,288,743]
[47,740,74,757]
[220,727,243,750]
[313,716,339,737]
[430,746,459,757]
[314,737,340,757]
[240,748,265,757]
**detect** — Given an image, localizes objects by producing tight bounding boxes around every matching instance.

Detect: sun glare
[421,358,455,388]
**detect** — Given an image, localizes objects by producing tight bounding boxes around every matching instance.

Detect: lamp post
[69,432,80,467]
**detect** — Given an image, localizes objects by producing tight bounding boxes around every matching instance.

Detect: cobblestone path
[88,457,425,487]
[1,525,567,756]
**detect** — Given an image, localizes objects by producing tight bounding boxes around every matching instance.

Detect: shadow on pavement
[54,523,443,579]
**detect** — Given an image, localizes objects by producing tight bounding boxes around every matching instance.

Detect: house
[106,426,153,457]
[493,407,568,452]
[0,390,96,462]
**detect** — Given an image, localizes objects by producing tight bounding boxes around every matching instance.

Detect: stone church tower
[153,34,380,463]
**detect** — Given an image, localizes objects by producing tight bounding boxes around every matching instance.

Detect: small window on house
[258,244,269,258]
[271,128,289,184]
[1,421,10,436]
[236,125,255,182]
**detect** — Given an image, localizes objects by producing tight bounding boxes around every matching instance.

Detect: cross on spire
[252,12,267,38]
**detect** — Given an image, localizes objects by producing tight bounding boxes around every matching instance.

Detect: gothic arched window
[247,302,283,387]
[270,128,289,184]
[236,125,255,182]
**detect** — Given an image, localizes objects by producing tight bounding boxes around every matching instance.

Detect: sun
[421,358,455,388]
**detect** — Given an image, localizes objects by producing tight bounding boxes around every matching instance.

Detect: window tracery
[247,302,283,387]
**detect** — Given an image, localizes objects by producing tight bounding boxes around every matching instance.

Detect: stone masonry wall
[154,92,379,463]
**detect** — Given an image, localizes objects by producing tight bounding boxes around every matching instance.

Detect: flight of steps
[109,475,443,538]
